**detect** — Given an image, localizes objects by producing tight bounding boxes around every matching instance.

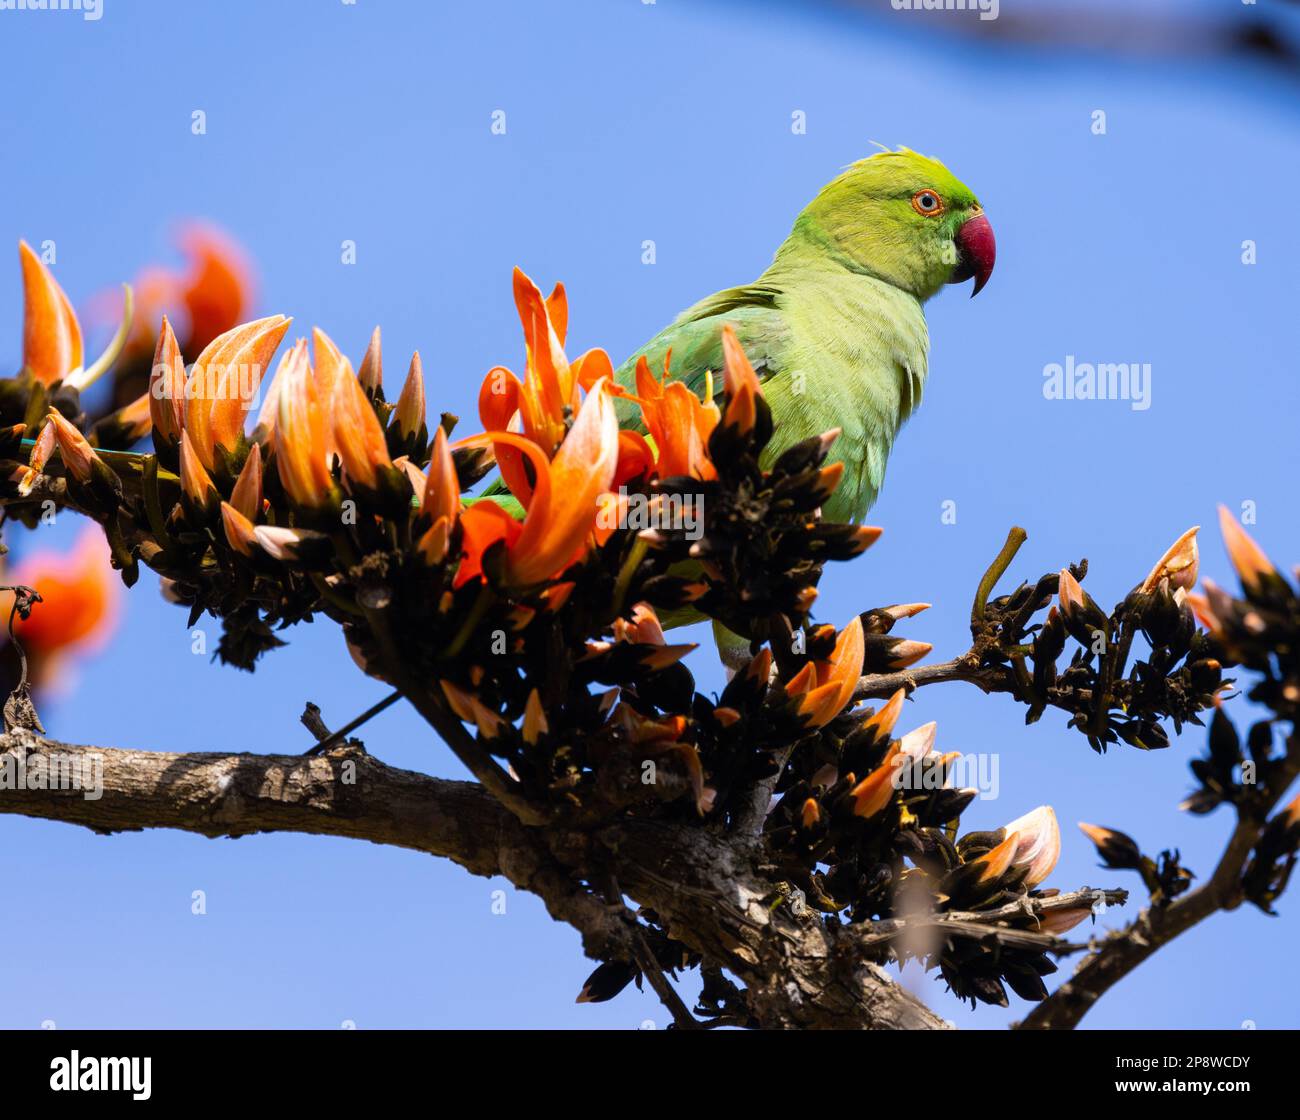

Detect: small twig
[302,691,402,756]
[1,584,41,692]
[853,653,991,703]
[854,888,1128,955]
[603,872,701,1030]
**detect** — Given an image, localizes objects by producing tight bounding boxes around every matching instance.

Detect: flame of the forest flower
[221,501,257,556]
[16,420,56,497]
[1217,504,1276,590]
[230,442,263,521]
[633,354,719,481]
[394,352,426,440]
[46,410,101,484]
[457,380,619,588]
[272,339,333,508]
[358,327,383,394]
[19,240,82,385]
[127,224,253,355]
[421,428,459,525]
[1139,525,1200,594]
[1000,805,1061,888]
[4,527,121,684]
[114,392,154,443]
[148,316,187,445]
[179,430,216,506]
[183,315,291,471]
[720,324,762,434]
[784,615,864,729]
[316,327,391,490]
[19,241,133,394]
[477,268,621,504]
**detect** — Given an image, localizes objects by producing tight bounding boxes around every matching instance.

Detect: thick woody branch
[0,731,947,1030]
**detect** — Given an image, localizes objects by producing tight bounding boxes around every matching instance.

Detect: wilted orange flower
[1139,525,1199,594]
[3,527,120,688]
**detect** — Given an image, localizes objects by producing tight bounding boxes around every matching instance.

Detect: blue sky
[1,0,1296,1029]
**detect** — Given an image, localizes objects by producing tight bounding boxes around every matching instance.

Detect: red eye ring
[911,190,945,217]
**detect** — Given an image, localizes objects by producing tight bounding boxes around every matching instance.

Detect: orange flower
[784,616,864,729]
[477,268,620,503]
[19,240,81,385]
[14,420,55,497]
[316,328,391,490]
[176,225,253,353]
[127,223,253,356]
[720,324,763,434]
[633,354,719,481]
[1000,805,1061,888]
[849,744,903,819]
[272,339,334,509]
[5,526,120,687]
[46,410,102,484]
[148,316,187,445]
[421,427,460,527]
[220,501,257,556]
[415,427,459,566]
[1217,505,1276,591]
[113,392,154,443]
[19,240,134,393]
[456,380,619,588]
[179,430,217,507]
[394,352,427,440]
[183,315,291,472]
[453,500,523,586]
[358,327,383,395]
[1139,525,1200,594]
[229,442,263,520]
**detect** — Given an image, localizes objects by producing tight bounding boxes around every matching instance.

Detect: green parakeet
[616,147,995,525]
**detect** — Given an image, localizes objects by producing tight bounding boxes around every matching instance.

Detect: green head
[779,148,995,301]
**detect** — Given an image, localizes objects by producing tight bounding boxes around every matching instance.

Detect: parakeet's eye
[911,190,944,217]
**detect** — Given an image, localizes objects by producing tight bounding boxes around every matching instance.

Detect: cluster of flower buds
[1076,512,1300,917]
[1078,822,1193,906]
[1186,507,1299,724]
[1242,792,1300,914]
[966,525,1223,753]
[759,677,1080,1005]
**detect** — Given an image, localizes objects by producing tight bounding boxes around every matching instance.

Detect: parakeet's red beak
[951,211,995,297]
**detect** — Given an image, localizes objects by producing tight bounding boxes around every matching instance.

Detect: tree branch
[0,730,948,1029]
[1018,732,1300,1029]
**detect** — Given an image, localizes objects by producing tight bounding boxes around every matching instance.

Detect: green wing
[614,284,792,425]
